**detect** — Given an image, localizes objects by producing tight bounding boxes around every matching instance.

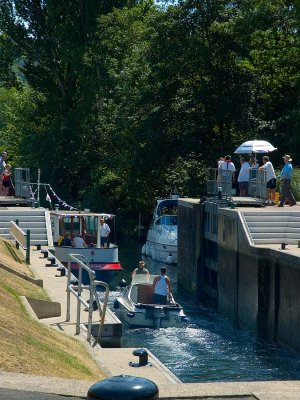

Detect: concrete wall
[178,199,300,353]
[218,208,300,352]
[177,199,202,297]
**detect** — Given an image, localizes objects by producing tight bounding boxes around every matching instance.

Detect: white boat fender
[145,243,150,256]
[141,244,146,255]
[166,253,174,264]
[113,299,120,309]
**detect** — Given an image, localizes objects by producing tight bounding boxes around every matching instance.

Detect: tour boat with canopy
[114,274,187,329]
[142,194,179,264]
[50,210,122,285]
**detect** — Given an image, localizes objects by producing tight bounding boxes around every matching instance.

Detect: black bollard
[87,375,159,400]
[281,243,287,250]
[36,244,41,251]
[56,266,66,277]
[132,348,148,366]
[40,250,48,258]
[47,257,56,265]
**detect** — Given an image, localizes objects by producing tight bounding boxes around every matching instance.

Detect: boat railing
[66,253,109,347]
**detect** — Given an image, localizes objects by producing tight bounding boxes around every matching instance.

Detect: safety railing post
[66,259,71,322]
[76,265,83,335]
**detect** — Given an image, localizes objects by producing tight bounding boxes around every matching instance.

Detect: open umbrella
[234,140,277,154]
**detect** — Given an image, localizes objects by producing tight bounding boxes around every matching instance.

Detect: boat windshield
[155,215,177,226]
[132,274,155,284]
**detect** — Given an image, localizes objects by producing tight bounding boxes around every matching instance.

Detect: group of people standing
[218,153,296,207]
[0,151,12,196]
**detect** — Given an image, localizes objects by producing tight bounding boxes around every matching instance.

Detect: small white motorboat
[114,274,187,329]
[142,194,179,264]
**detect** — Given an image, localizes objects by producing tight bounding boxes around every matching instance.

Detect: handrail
[66,253,109,346]
[10,220,30,264]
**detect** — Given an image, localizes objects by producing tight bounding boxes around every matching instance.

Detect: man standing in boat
[153,266,173,305]
[99,217,111,248]
[132,260,150,281]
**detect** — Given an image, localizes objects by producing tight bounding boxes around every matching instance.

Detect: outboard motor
[153,306,165,329]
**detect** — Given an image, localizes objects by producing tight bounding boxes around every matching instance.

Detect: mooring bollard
[298,240,300,248]
[56,266,66,277]
[87,375,159,400]
[40,250,48,258]
[281,243,287,250]
[132,348,148,366]
[36,243,41,251]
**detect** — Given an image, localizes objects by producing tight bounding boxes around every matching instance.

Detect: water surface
[108,239,300,383]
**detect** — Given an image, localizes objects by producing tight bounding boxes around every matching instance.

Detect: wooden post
[26,230,30,264]
[15,219,19,250]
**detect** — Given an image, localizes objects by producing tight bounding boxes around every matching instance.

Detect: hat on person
[139,260,145,267]
[283,154,292,162]
[1,151,7,155]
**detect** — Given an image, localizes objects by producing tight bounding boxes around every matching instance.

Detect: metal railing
[207,167,267,200]
[248,168,267,199]
[207,168,233,197]
[66,254,109,347]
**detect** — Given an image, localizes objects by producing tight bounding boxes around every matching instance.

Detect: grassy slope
[0,239,106,380]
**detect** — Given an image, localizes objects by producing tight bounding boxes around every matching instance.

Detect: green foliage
[0,0,299,230]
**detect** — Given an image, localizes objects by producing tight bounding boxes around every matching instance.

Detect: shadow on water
[108,238,300,383]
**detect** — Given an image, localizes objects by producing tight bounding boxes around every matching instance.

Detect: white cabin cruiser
[50,210,122,285]
[142,195,179,264]
[114,274,187,329]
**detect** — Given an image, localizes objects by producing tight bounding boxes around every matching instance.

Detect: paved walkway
[2,246,300,399]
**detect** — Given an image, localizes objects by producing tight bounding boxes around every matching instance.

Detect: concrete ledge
[0,261,43,287]
[20,296,61,319]
[0,371,300,399]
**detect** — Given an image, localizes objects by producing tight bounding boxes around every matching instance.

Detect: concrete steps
[0,209,49,245]
[243,210,300,245]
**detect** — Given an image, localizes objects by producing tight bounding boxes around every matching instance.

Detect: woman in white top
[259,156,277,205]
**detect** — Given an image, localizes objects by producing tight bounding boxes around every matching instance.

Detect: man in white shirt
[218,155,236,194]
[153,266,173,305]
[259,156,277,205]
[99,217,111,248]
[237,157,250,196]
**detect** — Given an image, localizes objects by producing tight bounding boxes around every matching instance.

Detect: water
[108,239,300,383]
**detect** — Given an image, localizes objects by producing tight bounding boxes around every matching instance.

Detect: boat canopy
[155,199,178,216]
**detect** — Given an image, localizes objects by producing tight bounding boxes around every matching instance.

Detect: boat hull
[55,246,121,285]
[142,197,178,264]
[116,299,186,328]
[143,240,177,264]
